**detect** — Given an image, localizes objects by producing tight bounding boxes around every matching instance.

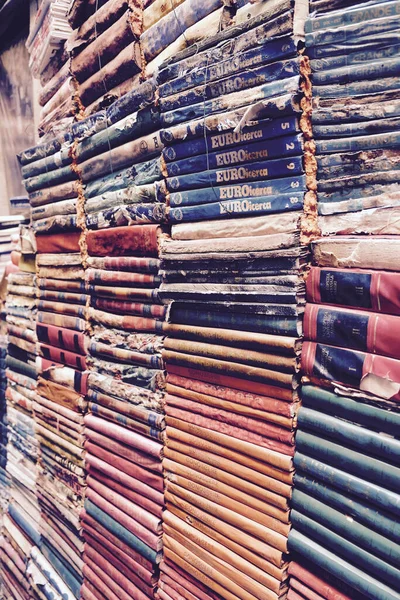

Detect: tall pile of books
[18,123,87,600]
[1,226,39,600]
[154,0,317,598]
[287,1,400,598]
[81,224,166,600]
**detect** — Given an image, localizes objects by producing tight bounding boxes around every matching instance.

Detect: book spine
[169,192,304,223]
[304,304,400,359]
[84,158,161,199]
[315,131,400,155]
[159,58,302,112]
[301,384,400,437]
[313,75,400,99]
[314,116,400,139]
[78,109,158,164]
[162,117,301,162]
[296,430,400,492]
[86,204,166,229]
[292,488,400,567]
[305,2,400,33]
[289,529,400,600]
[295,473,400,545]
[311,44,400,73]
[161,76,301,127]
[169,174,306,207]
[141,0,222,61]
[166,156,304,192]
[306,14,400,48]
[298,406,400,463]
[159,36,297,97]
[170,306,299,336]
[291,510,400,593]
[165,134,304,176]
[37,324,86,354]
[313,55,400,86]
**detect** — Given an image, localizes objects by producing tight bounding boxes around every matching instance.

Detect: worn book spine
[168,192,304,223]
[160,58,302,112]
[159,36,298,97]
[166,156,305,192]
[169,174,307,206]
[305,2,400,33]
[162,117,301,162]
[289,530,400,600]
[295,473,400,545]
[304,304,400,359]
[302,341,400,400]
[161,75,302,127]
[301,384,400,437]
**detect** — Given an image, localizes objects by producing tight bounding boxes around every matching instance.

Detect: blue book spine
[166,156,304,192]
[314,116,400,139]
[24,164,76,193]
[8,504,41,545]
[71,110,107,140]
[289,529,400,600]
[86,203,166,229]
[170,306,299,336]
[161,75,301,127]
[313,75,400,99]
[159,36,297,97]
[315,131,400,154]
[305,1,400,33]
[308,31,400,59]
[85,499,157,564]
[39,540,81,598]
[77,107,159,164]
[292,488,400,569]
[169,192,304,223]
[160,58,302,112]
[84,158,162,199]
[164,134,304,176]
[311,44,400,72]
[312,55,400,85]
[169,174,306,207]
[291,510,400,594]
[106,80,155,125]
[141,0,222,62]
[306,14,400,48]
[162,118,301,161]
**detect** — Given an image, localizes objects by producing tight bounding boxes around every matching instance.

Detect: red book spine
[307,267,400,315]
[86,225,160,257]
[304,304,400,360]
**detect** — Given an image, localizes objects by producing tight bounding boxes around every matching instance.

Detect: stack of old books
[0,334,8,518]
[33,227,87,600]
[27,0,73,136]
[19,132,87,598]
[81,225,165,600]
[75,80,166,231]
[67,0,142,115]
[1,227,39,600]
[153,1,317,597]
[289,259,400,599]
[307,0,400,238]
[287,1,400,598]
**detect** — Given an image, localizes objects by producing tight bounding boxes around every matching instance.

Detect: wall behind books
[0,0,40,216]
